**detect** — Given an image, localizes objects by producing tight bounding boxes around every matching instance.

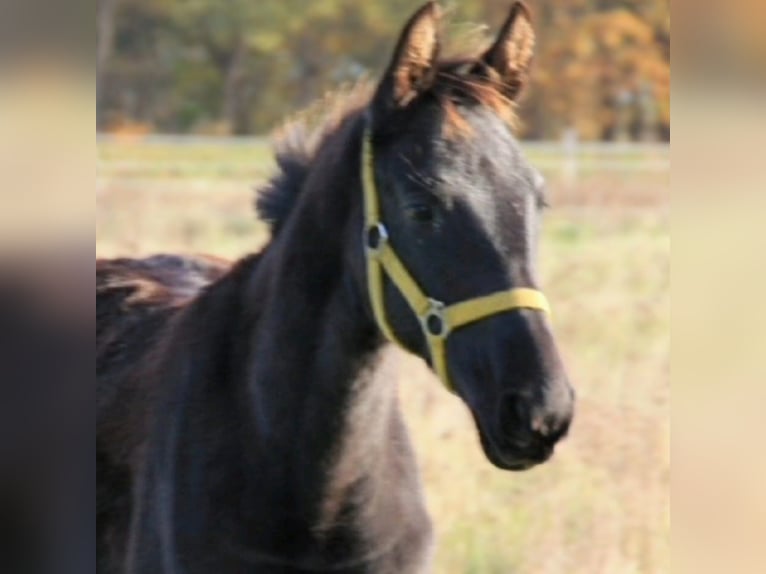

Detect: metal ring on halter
[420,298,449,338]
[365,222,389,254]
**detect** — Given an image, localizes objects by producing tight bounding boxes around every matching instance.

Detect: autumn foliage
[97,0,670,140]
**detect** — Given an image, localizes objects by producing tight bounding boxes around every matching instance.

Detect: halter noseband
[361,129,550,393]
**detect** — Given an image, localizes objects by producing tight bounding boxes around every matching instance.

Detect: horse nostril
[532,403,573,442]
[498,389,573,445]
[531,413,549,435]
[531,412,564,438]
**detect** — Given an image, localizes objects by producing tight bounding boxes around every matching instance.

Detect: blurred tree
[97,0,176,130]
[171,0,298,134]
[97,0,121,97]
[522,0,670,140]
[97,0,670,139]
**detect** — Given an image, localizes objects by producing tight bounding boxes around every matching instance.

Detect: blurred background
[96,1,669,573]
[97,0,669,139]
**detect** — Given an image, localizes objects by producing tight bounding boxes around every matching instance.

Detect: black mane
[255,84,372,235]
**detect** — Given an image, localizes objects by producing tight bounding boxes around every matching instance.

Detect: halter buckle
[421,298,449,338]
[365,222,388,254]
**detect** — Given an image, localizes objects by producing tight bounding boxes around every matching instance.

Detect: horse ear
[371,1,441,121]
[479,2,535,100]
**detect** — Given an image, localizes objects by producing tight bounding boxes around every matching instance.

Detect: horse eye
[406,204,435,224]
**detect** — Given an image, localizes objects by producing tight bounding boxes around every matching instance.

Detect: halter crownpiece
[361,128,550,393]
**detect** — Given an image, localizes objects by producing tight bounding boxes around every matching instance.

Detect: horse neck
[241,119,416,536]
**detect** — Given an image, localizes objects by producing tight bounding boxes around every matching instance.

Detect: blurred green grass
[97,141,669,574]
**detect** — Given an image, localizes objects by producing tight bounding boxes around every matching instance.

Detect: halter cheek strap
[361,129,550,393]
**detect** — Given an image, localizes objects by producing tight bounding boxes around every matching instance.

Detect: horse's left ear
[479,2,535,100]
[371,1,442,123]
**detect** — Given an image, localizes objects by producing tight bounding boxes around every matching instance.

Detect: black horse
[97,3,575,572]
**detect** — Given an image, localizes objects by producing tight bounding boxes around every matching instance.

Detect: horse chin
[476,424,544,472]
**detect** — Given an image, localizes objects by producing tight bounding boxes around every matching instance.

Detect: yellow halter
[361,129,551,393]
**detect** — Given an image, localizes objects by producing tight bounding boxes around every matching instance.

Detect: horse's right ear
[370,2,441,124]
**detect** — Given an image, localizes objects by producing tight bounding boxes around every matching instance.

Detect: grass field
[97,141,669,574]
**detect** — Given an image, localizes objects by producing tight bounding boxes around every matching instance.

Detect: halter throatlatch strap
[362,129,550,393]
